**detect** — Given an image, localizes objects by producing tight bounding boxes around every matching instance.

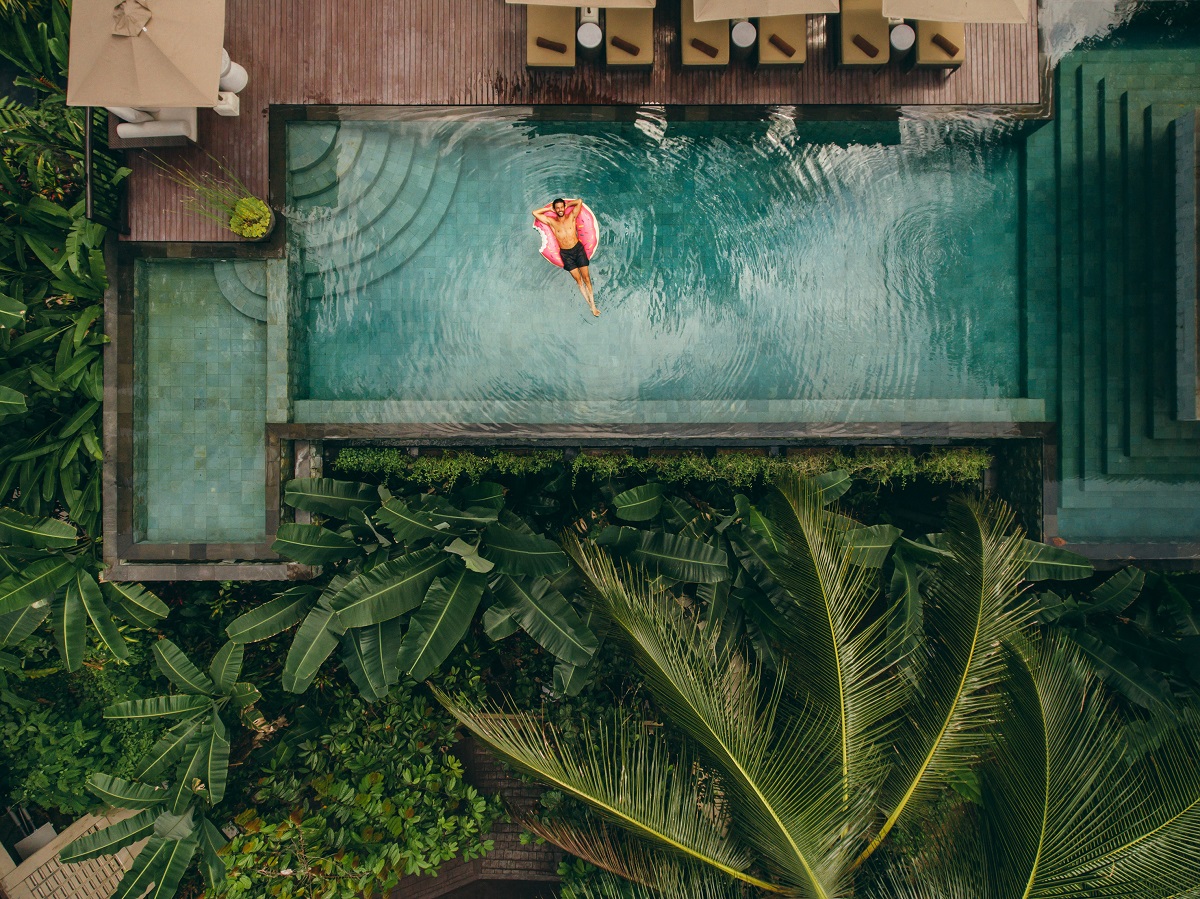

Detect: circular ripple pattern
[288,114,1023,416]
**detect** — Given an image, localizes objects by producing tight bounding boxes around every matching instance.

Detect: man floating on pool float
[532,198,600,317]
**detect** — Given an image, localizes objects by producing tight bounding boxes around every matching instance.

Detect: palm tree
[435,476,1200,899]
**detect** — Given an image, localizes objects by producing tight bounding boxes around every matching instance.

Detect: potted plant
[151,153,275,240]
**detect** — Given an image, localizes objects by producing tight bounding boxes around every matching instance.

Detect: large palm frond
[533,817,758,899]
[1076,706,1200,897]
[753,477,907,802]
[981,634,1141,898]
[431,688,780,893]
[859,497,1032,866]
[564,534,851,899]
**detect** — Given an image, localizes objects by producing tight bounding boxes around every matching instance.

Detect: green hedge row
[331,445,993,490]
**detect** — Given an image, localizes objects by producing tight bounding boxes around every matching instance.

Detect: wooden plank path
[125,0,1040,242]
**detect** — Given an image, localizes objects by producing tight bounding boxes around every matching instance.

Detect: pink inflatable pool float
[534,202,600,268]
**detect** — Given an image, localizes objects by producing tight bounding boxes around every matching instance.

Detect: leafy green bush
[0,700,119,816]
[215,674,502,899]
[332,447,561,489]
[331,445,993,493]
[0,4,127,535]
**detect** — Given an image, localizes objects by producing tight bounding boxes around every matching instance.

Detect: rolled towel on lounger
[536,36,568,54]
[611,35,641,56]
[768,33,797,57]
[852,34,880,58]
[690,37,719,58]
[931,32,960,57]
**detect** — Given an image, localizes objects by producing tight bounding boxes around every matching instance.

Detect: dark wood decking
[125,0,1040,242]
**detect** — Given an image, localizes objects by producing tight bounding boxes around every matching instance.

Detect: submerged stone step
[212,261,268,322]
[286,122,340,173]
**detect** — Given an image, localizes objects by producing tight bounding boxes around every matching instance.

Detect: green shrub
[332,445,993,491]
[332,447,561,489]
[215,671,502,899]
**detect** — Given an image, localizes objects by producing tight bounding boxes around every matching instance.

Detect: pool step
[291,129,465,298]
[1028,44,1200,544]
[213,261,269,322]
[286,122,341,174]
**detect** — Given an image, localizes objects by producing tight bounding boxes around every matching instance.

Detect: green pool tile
[135,260,267,545]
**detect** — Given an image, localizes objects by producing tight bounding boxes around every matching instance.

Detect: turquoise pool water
[286,116,1029,424]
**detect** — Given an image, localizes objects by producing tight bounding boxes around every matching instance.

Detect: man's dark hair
[552,197,565,207]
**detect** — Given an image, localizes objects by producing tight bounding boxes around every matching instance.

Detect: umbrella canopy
[881,0,1027,22]
[692,0,838,19]
[67,0,227,108]
[507,0,655,7]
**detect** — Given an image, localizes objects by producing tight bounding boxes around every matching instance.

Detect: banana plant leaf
[60,808,158,862]
[456,480,507,510]
[108,833,198,899]
[493,574,598,666]
[1087,567,1145,615]
[0,600,49,646]
[375,499,455,544]
[52,583,87,671]
[224,585,318,643]
[612,483,664,522]
[208,641,244,693]
[282,600,345,693]
[0,555,74,615]
[485,524,569,577]
[0,386,26,416]
[341,618,403,701]
[86,773,166,809]
[483,603,520,640]
[103,581,169,628]
[422,498,500,529]
[197,817,228,890]
[328,548,445,628]
[1021,540,1093,581]
[75,568,127,660]
[283,477,380,519]
[843,524,902,568]
[105,695,214,721]
[136,718,207,782]
[271,523,358,565]
[153,639,215,695]
[397,566,487,681]
[0,505,77,548]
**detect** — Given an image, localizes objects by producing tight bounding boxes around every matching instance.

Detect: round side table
[889,22,916,56]
[731,19,757,59]
[578,21,603,58]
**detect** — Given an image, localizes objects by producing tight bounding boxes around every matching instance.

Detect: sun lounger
[915,20,966,68]
[839,0,889,67]
[681,0,729,68]
[607,7,655,68]
[757,15,807,66]
[526,5,577,69]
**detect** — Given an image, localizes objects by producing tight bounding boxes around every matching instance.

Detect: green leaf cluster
[0,505,169,670]
[61,640,265,899]
[231,477,599,696]
[1038,567,1200,708]
[212,679,502,899]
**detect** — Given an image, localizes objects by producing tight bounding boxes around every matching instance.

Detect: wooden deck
[124,0,1041,242]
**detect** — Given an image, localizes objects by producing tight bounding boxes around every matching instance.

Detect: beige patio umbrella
[692,0,839,20]
[66,0,227,109]
[506,0,655,7]
[881,0,1027,22]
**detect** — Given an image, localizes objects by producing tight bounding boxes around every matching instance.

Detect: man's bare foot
[591,307,601,317]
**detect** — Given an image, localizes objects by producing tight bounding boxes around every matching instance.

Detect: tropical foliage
[60,639,266,899]
[231,477,600,697]
[0,505,169,670]
[1,0,127,537]
[1038,566,1200,708]
[437,473,1200,899]
[213,674,501,899]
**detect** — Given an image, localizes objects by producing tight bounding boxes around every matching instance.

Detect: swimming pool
[285,113,1038,425]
